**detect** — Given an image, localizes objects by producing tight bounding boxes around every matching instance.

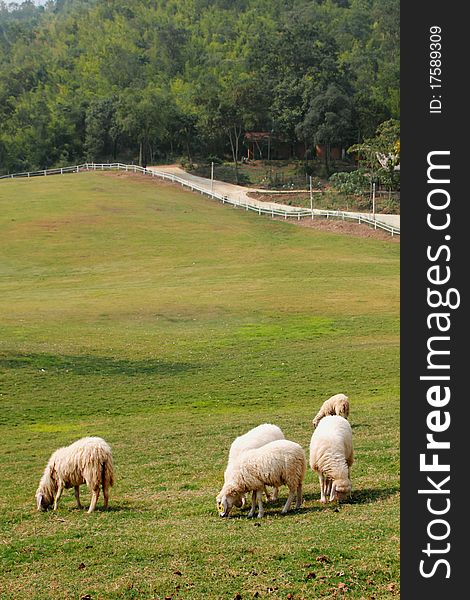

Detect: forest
[0,0,399,175]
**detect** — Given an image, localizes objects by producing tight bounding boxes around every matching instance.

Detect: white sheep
[36,436,114,513]
[312,393,349,428]
[309,415,353,503]
[225,423,285,501]
[217,439,306,518]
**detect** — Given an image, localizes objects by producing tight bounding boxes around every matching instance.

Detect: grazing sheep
[312,393,349,428]
[309,415,353,503]
[225,423,285,501]
[36,436,114,513]
[217,439,306,518]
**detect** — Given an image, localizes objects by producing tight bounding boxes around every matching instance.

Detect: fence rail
[1,163,400,236]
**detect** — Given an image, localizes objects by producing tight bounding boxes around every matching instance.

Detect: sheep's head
[331,478,352,502]
[36,487,53,511]
[36,467,57,510]
[336,399,349,419]
[216,488,243,517]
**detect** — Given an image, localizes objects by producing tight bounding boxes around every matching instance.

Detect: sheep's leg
[295,483,303,509]
[319,474,327,503]
[103,483,109,509]
[329,482,337,502]
[247,491,257,518]
[264,485,279,502]
[88,487,100,513]
[256,490,264,518]
[281,488,296,514]
[53,482,64,511]
[74,486,82,509]
[263,485,271,502]
[325,478,332,501]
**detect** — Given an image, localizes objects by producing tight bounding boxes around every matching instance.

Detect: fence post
[61,168,63,175]
[44,170,47,176]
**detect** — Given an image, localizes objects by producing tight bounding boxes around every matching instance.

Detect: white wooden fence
[0,162,400,236]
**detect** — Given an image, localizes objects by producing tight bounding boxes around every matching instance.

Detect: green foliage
[84,97,118,161]
[296,83,354,175]
[0,0,399,173]
[329,169,369,195]
[348,118,400,190]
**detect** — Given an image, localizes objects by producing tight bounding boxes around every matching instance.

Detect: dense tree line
[0,0,399,174]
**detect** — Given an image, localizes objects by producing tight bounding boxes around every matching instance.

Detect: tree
[84,97,118,161]
[348,118,400,191]
[116,86,170,167]
[297,84,353,175]
[0,0,400,172]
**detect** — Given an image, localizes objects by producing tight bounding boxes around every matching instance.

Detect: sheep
[309,415,353,503]
[312,393,349,428]
[217,439,306,518]
[225,423,285,502]
[36,436,114,513]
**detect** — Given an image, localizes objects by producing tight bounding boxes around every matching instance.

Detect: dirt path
[150,164,400,234]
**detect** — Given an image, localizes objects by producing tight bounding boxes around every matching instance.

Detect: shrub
[205,155,223,165]
[329,170,369,195]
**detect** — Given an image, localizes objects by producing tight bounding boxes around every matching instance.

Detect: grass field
[0,172,399,599]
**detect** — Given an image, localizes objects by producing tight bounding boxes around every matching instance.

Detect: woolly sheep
[36,436,114,513]
[312,393,349,428]
[309,415,353,503]
[225,423,285,502]
[217,439,306,518]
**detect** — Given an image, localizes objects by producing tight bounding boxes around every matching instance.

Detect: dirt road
[150,164,400,231]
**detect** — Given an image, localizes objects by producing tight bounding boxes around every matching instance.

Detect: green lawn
[0,172,399,599]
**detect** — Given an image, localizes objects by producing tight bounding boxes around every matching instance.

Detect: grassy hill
[0,172,399,599]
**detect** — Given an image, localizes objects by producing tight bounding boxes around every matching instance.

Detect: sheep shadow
[56,503,135,514]
[232,494,327,518]
[301,486,399,506]
[349,486,399,504]
[0,352,197,377]
[93,504,135,513]
[246,485,400,516]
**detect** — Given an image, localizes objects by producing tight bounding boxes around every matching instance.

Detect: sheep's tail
[102,456,115,489]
